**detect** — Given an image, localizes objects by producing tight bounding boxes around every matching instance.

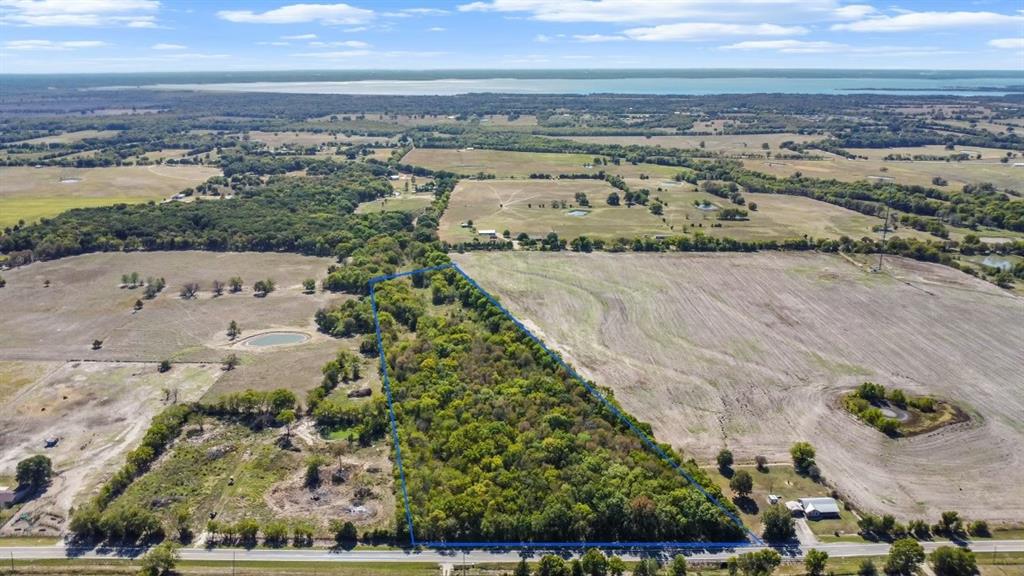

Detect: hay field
[439,179,936,243]
[0,361,219,536]
[453,251,1024,523]
[551,133,819,154]
[0,165,221,227]
[743,154,1022,191]
[401,147,681,179]
[13,130,120,145]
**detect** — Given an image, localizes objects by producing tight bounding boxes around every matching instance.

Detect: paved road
[4,540,1023,565]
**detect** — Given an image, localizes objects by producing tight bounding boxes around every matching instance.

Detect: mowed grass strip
[0,165,221,227]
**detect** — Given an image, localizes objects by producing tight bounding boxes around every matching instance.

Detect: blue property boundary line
[369,262,763,550]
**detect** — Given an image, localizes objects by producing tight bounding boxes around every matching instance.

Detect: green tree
[805,549,829,576]
[330,519,358,545]
[930,546,978,576]
[303,278,317,293]
[790,441,816,473]
[729,549,781,576]
[514,559,531,576]
[968,520,989,537]
[609,557,627,576]
[537,555,571,576]
[16,455,52,491]
[229,277,243,293]
[885,538,925,576]
[761,503,796,542]
[858,559,878,576]
[222,353,240,371]
[138,541,179,576]
[278,409,296,437]
[669,555,687,576]
[717,448,734,471]
[581,548,609,576]
[729,470,753,497]
[607,191,621,206]
[158,360,172,373]
[227,320,240,340]
[134,299,144,311]
[263,520,289,547]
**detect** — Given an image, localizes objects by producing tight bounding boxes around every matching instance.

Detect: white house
[797,497,841,519]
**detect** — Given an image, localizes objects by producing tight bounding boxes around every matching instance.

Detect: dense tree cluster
[377,268,744,543]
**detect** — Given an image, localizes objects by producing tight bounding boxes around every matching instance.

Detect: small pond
[981,255,1012,271]
[244,332,309,347]
[566,210,590,217]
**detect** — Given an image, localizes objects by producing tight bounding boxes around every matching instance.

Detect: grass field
[453,251,1024,524]
[0,165,221,227]
[551,133,820,155]
[401,147,682,180]
[438,179,938,243]
[12,130,121,145]
[742,153,1022,192]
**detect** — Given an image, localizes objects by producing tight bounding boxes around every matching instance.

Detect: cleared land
[12,130,120,145]
[742,153,1022,192]
[552,133,819,155]
[0,165,220,227]
[0,251,344,394]
[0,360,219,536]
[453,251,1024,523]
[401,147,681,179]
[439,179,937,243]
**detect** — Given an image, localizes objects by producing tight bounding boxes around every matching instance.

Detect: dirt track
[454,251,1024,523]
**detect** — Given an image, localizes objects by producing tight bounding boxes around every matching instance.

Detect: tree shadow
[732,495,759,515]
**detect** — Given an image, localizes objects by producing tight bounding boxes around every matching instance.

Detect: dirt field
[0,165,221,226]
[0,361,219,536]
[12,130,120,145]
[453,251,1024,523]
[439,179,937,244]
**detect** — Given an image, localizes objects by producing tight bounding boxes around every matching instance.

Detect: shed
[784,501,803,516]
[478,229,498,238]
[798,497,841,519]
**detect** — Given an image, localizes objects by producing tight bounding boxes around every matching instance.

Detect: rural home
[478,229,498,238]
[796,497,841,519]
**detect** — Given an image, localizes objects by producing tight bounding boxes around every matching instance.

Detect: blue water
[142,75,1023,96]
[244,332,309,347]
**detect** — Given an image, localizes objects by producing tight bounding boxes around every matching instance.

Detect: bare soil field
[0,251,342,362]
[551,133,819,155]
[453,251,1024,523]
[0,165,221,226]
[0,361,219,536]
[12,130,121,145]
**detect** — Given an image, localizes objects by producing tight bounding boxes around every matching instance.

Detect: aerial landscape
[1,1,1023,575]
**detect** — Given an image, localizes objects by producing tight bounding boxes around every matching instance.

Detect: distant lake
[138,74,1023,96]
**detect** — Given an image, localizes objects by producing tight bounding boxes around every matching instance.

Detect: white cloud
[308,40,369,48]
[0,0,159,27]
[217,3,374,25]
[293,49,371,58]
[833,4,875,19]
[294,49,445,59]
[257,41,291,46]
[459,0,841,24]
[833,11,1024,32]
[281,33,317,40]
[533,33,551,42]
[624,22,807,42]
[126,19,156,28]
[4,38,107,50]
[427,26,446,32]
[151,43,186,50]
[989,37,1024,49]
[573,34,626,42]
[721,40,844,53]
[382,7,449,17]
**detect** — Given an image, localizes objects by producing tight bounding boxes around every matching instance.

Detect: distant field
[12,129,120,145]
[0,165,220,227]
[454,251,1024,523]
[847,144,1021,162]
[401,147,682,179]
[743,153,1023,191]
[551,133,819,154]
[246,130,387,147]
[439,178,937,243]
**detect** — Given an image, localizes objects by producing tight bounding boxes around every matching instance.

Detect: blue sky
[1,0,1023,73]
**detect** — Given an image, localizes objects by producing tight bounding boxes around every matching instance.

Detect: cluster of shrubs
[844,382,936,437]
[859,510,989,541]
[512,548,691,576]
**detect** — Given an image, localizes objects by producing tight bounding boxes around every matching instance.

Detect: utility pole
[875,201,891,272]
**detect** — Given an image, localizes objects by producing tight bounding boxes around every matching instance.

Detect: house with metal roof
[797,497,841,519]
